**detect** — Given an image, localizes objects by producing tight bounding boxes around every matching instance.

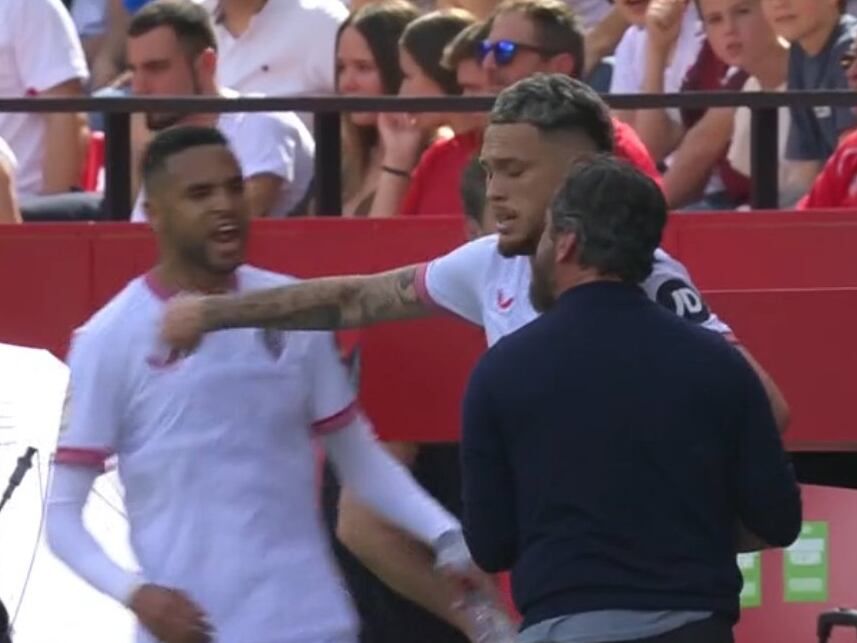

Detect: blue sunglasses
[477,39,561,66]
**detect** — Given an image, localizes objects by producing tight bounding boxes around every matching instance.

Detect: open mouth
[211,222,243,248]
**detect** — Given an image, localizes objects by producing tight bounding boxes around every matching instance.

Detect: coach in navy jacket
[460,156,802,643]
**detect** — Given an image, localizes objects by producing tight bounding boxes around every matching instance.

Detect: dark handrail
[1,90,855,112]
[8,91,844,217]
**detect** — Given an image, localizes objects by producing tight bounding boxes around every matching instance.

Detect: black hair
[549,155,667,283]
[141,125,229,191]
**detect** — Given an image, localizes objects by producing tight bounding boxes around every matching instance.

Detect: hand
[645,0,687,54]
[378,112,425,171]
[161,294,208,351]
[130,584,213,643]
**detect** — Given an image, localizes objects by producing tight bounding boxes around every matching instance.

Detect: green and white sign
[784,521,829,603]
[738,552,761,608]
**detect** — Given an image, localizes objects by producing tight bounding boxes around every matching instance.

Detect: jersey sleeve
[56,326,127,471]
[307,331,360,436]
[416,236,494,326]
[641,250,736,341]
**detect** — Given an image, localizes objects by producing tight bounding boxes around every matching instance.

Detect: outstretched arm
[163,265,434,348]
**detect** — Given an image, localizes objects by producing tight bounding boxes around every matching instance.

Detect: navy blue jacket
[461,281,801,628]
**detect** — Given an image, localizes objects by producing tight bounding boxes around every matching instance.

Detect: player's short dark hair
[460,157,486,226]
[490,73,614,153]
[141,125,229,191]
[128,0,217,57]
[493,0,584,77]
[549,155,667,283]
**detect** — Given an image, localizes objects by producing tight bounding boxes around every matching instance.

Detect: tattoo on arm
[203,266,431,332]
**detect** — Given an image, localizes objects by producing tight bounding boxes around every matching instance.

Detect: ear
[196,48,218,84]
[143,196,162,231]
[547,52,576,77]
[554,230,578,264]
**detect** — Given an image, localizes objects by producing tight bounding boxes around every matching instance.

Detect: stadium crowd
[1,0,857,225]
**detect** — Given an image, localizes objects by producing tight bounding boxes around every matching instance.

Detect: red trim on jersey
[724,332,739,345]
[144,271,181,301]
[144,270,239,301]
[312,401,359,435]
[414,263,450,315]
[55,447,112,470]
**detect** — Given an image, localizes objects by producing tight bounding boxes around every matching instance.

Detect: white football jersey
[57,266,359,643]
[417,235,734,347]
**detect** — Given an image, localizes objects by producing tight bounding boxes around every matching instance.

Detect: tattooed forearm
[202,266,431,332]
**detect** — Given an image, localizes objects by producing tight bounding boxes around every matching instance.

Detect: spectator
[443,19,493,93]
[797,39,857,208]
[762,0,857,193]
[335,1,422,216]
[611,0,705,163]
[367,9,482,218]
[126,0,315,222]
[0,138,21,225]
[195,0,348,99]
[661,0,788,209]
[724,1,802,208]
[481,0,663,186]
[0,0,89,200]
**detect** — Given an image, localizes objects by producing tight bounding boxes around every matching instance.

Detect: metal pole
[313,112,342,216]
[103,112,132,220]
[750,107,779,209]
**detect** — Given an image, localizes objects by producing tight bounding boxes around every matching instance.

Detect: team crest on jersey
[259,329,286,360]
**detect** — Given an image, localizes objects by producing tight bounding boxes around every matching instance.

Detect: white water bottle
[464,590,518,643]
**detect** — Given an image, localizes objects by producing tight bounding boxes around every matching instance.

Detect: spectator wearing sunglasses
[481,0,663,187]
[761,0,857,192]
[797,39,857,209]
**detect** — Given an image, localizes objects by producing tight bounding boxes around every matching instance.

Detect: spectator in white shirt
[195,0,348,98]
[0,0,90,198]
[0,137,21,224]
[127,0,315,222]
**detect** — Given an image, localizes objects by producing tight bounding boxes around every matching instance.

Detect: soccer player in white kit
[45,126,477,643]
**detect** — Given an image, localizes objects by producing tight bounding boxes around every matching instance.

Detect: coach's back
[461,280,802,630]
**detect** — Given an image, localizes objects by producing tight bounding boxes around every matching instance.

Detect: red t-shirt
[798,129,857,209]
[612,117,664,190]
[401,130,482,216]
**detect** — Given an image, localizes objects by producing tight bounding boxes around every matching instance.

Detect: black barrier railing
[2,90,855,217]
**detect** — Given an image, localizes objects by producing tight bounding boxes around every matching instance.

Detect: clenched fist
[161,294,208,351]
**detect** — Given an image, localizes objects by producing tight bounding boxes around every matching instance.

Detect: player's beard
[529,252,556,312]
